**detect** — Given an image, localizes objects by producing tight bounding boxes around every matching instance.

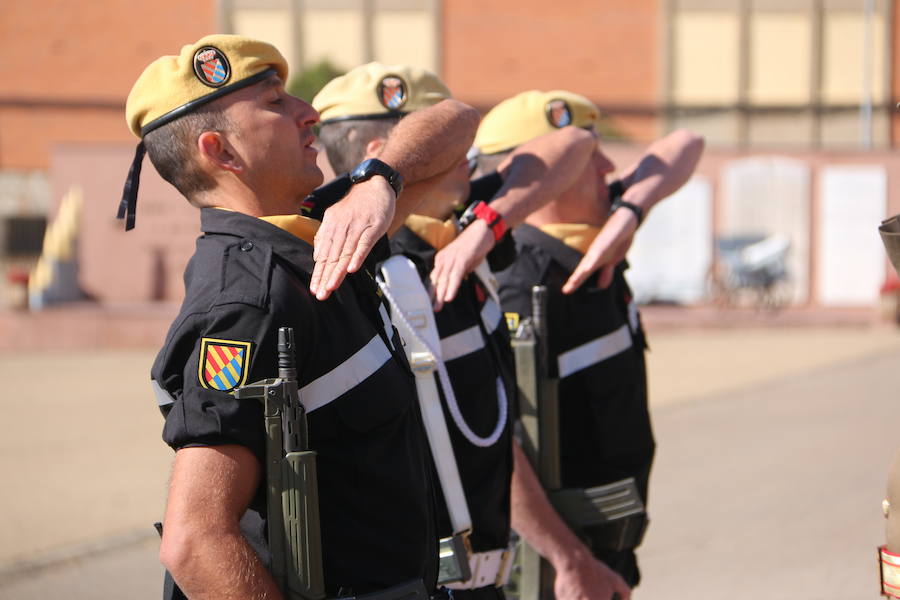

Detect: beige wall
[303,9,366,69]
[749,12,812,105]
[822,11,887,104]
[229,3,436,75]
[667,2,893,149]
[232,7,297,72]
[374,11,435,69]
[672,11,741,105]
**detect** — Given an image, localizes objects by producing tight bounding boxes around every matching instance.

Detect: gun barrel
[278,327,297,382]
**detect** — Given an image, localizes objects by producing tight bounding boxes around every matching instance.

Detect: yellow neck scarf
[257,214,320,246]
[538,223,602,254]
[213,207,321,246]
[405,214,459,250]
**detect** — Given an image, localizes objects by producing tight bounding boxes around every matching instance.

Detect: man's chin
[297,168,325,199]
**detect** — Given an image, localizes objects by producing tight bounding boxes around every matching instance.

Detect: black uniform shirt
[389,225,516,552]
[494,223,655,499]
[151,207,437,596]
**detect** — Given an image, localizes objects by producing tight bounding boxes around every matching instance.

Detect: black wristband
[611,198,643,226]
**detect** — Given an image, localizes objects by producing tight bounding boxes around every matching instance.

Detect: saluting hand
[310,177,395,300]
[562,208,637,294]
[429,218,493,311]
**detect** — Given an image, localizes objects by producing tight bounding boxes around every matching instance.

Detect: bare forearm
[160,446,279,600]
[491,127,596,227]
[162,528,283,600]
[377,99,479,220]
[511,442,590,568]
[617,128,704,214]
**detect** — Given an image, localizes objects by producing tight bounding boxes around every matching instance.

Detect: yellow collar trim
[538,223,602,254]
[210,208,320,245]
[258,214,320,246]
[405,214,459,250]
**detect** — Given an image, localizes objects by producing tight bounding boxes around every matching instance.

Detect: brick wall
[441,0,662,141]
[0,0,217,170]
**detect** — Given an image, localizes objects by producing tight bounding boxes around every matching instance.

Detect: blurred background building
[2,0,900,346]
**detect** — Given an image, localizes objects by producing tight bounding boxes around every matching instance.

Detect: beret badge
[378,75,407,110]
[193,46,231,88]
[545,99,572,128]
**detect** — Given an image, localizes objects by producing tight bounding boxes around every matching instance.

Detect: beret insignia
[545,99,573,128]
[193,46,231,88]
[378,75,407,110]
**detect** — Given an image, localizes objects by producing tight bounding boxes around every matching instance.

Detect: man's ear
[197,131,243,174]
[364,136,386,158]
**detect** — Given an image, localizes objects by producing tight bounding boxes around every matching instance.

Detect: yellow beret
[125,34,288,138]
[313,62,451,124]
[474,90,600,155]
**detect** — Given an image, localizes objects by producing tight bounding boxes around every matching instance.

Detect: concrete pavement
[639,340,900,599]
[2,325,899,598]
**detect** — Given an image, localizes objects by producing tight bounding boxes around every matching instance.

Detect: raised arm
[510,443,631,600]
[311,99,479,300]
[159,445,283,600]
[562,129,704,293]
[430,126,596,308]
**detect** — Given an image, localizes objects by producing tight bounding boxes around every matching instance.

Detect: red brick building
[1,0,899,314]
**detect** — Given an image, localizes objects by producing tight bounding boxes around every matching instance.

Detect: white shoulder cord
[377,279,508,448]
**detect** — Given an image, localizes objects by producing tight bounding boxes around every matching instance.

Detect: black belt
[337,579,429,600]
[446,585,505,600]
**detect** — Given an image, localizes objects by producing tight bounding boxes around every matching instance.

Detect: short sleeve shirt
[494,223,654,495]
[151,207,437,596]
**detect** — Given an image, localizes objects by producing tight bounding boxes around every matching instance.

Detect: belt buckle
[437,532,472,586]
[409,351,437,374]
[495,547,514,587]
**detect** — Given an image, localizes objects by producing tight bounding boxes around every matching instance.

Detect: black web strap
[117,141,146,231]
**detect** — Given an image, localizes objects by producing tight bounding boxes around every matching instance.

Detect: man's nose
[295,98,319,127]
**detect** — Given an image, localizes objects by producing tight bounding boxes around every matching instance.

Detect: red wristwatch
[471,201,508,242]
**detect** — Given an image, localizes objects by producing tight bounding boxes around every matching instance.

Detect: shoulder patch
[505,312,520,332]
[198,338,252,392]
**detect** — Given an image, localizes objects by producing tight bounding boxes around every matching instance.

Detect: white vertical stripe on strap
[480,297,502,334]
[439,297,503,362]
[379,302,395,350]
[300,334,392,413]
[556,324,633,379]
[627,300,640,334]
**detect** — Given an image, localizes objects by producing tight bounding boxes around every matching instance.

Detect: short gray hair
[317,117,401,174]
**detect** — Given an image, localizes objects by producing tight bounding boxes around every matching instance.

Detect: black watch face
[351,159,401,195]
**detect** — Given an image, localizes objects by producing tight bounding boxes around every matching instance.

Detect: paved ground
[1,324,899,598]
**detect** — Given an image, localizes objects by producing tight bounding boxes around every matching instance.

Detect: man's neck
[524,202,607,228]
[196,182,306,217]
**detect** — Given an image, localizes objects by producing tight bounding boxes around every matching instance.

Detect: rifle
[508,286,558,600]
[235,327,326,600]
[507,288,646,600]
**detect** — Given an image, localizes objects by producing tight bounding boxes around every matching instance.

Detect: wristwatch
[349,158,404,198]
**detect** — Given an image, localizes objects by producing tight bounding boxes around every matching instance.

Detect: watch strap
[350,158,404,198]
[471,201,508,242]
[611,198,643,226]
